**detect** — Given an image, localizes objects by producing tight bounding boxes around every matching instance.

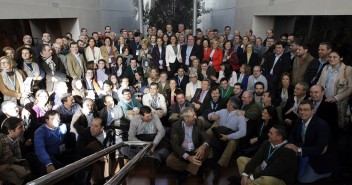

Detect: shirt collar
[270,140,287,149]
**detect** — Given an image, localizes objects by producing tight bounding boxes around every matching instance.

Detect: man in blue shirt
[207,96,247,179]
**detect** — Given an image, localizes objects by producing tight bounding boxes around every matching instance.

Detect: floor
[124,160,352,185]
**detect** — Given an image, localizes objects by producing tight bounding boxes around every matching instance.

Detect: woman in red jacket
[209,38,223,73]
[223,40,240,72]
[202,38,212,62]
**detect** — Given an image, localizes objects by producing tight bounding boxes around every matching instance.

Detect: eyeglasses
[0,62,9,64]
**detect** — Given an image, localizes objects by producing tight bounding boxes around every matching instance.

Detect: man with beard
[253,82,265,105]
[291,43,315,86]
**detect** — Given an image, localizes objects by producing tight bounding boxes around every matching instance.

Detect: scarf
[23,61,40,78]
[42,56,56,73]
[1,70,24,102]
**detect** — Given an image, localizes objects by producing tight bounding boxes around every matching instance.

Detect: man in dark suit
[169,91,192,124]
[181,35,203,68]
[38,44,67,93]
[286,100,338,184]
[310,84,338,140]
[304,42,331,87]
[283,82,309,133]
[158,72,170,98]
[191,79,212,116]
[262,41,292,92]
[174,67,189,93]
[127,32,142,59]
[122,59,143,81]
[166,107,210,183]
[228,125,297,185]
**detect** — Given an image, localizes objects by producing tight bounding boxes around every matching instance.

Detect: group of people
[0,23,351,185]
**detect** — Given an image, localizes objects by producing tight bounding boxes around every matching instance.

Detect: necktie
[198,91,205,102]
[301,123,306,143]
[151,96,158,109]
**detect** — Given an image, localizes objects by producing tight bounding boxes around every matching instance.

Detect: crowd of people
[0,23,351,185]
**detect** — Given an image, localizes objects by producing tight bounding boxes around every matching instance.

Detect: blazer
[181,44,203,66]
[262,53,291,78]
[174,75,189,93]
[39,55,67,92]
[224,49,240,71]
[185,81,202,102]
[202,48,212,62]
[66,52,87,79]
[240,52,260,71]
[170,119,210,158]
[289,115,338,174]
[70,109,98,138]
[122,66,144,82]
[317,63,352,101]
[304,59,328,86]
[152,46,166,69]
[170,101,193,114]
[210,49,223,72]
[191,88,212,116]
[158,80,170,98]
[165,44,182,66]
[315,97,338,138]
[84,46,103,64]
[100,45,119,65]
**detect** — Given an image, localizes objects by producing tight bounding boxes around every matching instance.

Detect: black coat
[181,44,203,66]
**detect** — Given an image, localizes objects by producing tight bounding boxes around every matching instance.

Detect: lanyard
[5,72,16,89]
[25,63,36,77]
[211,101,218,110]
[124,100,135,109]
[221,88,230,98]
[267,143,284,160]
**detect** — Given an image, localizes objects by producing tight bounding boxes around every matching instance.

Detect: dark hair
[91,32,98,36]
[320,42,332,50]
[122,88,131,95]
[299,99,314,110]
[229,96,241,109]
[88,37,96,45]
[255,81,265,89]
[224,40,233,49]
[275,41,286,48]
[220,77,228,83]
[104,37,112,45]
[210,86,220,93]
[221,61,233,79]
[1,117,23,134]
[140,106,152,116]
[150,82,159,89]
[45,110,59,120]
[263,106,278,121]
[234,82,242,89]
[70,42,78,47]
[103,80,113,87]
[41,44,51,52]
[81,28,87,32]
[272,124,287,140]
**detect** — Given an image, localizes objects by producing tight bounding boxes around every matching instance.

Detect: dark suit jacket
[202,98,227,119]
[158,80,170,98]
[38,55,67,92]
[262,53,291,78]
[122,66,143,82]
[240,52,260,71]
[289,115,338,174]
[243,141,297,185]
[128,41,142,59]
[304,59,328,87]
[181,44,203,66]
[191,88,212,116]
[174,75,189,93]
[283,96,309,125]
[315,97,338,139]
[152,46,166,69]
[170,101,192,114]
[170,119,210,158]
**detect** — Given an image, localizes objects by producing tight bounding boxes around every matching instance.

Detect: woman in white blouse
[216,61,237,87]
[85,37,103,67]
[165,35,182,77]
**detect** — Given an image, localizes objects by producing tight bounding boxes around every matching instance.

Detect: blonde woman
[0,56,30,105]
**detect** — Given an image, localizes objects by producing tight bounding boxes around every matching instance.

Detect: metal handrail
[105,142,153,185]
[26,142,124,185]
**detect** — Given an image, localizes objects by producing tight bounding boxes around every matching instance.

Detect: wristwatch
[297,147,302,155]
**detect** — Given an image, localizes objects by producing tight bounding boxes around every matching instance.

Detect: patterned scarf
[23,61,40,78]
[1,70,24,102]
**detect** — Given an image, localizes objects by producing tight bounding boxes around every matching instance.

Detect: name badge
[59,144,66,153]
[159,60,163,65]
[260,161,267,170]
[136,50,140,56]
[187,142,194,151]
[144,61,149,66]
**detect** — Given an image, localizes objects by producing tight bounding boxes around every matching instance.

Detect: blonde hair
[0,56,16,69]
